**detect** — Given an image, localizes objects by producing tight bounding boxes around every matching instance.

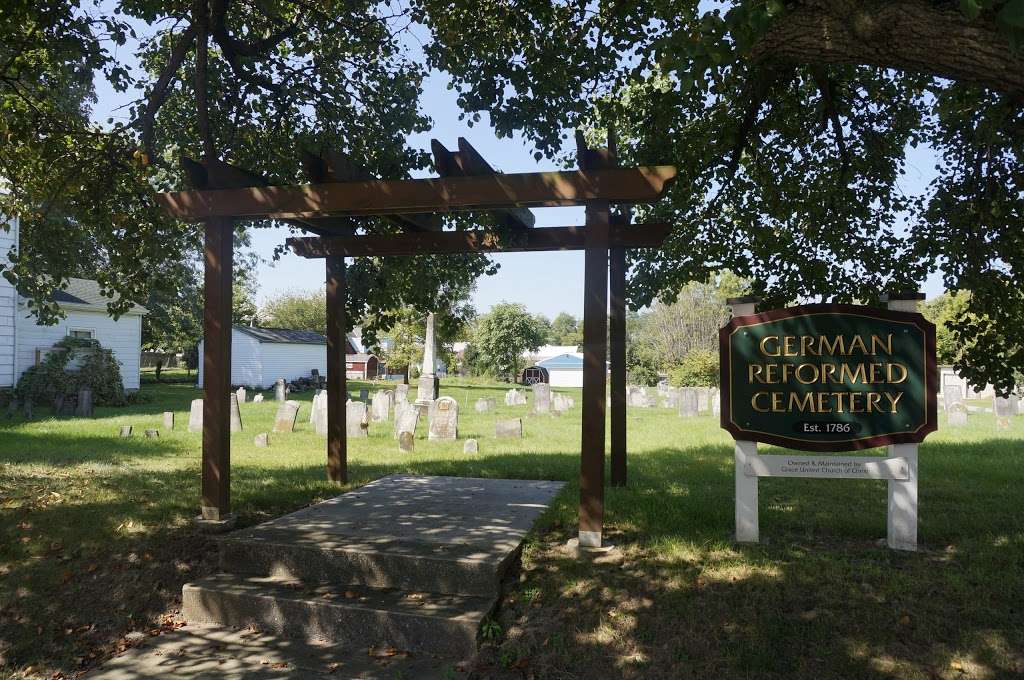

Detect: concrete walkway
[88,475,566,678]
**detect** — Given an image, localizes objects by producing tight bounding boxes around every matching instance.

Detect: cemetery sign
[720,304,937,451]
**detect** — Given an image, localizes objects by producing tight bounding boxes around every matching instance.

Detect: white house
[1,216,147,390]
[197,326,363,389]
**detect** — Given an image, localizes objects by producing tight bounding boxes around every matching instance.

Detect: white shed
[538,353,585,388]
[197,326,357,389]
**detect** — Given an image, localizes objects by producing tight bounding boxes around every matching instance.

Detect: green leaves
[997,0,1024,27]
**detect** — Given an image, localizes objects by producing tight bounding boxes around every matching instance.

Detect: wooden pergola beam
[154,166,677,221]
[286,223,671,258]
[431,139,536,229]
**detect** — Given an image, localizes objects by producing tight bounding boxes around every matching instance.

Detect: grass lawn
[1,379,1022,679]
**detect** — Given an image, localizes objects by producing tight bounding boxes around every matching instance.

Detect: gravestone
[229,393,243,432]
[474,397,495,413]
[274,379,286,402]
[5,398,18,419]
[145,429,159,439]
[347,401,369,438]
[188,399,203,432]
[372,390,392,422]
[359,388,369,402]
[697,387,710,413]
[644,388,658,408]
[678,388,698,417]
[253,393,264,404]
[395,383,410,403]
[254,433,269,447]
[627,386,648,408]
[429,396,459,440]
[398,430,415,452]
[553,393,572,414]
[496,418,523,438]
[235,386,246,403]
[23,401,33,419]
[163,411,175,430]
[119,425,133,437]
[943,385,964,413]
[532,383,552,414]
[463,438,479,454]
[947,401,968,427]
[711,391,721,416]
[272,400,300,433]
[416,375,438,404]
[312,393,328,436]
[994,395,1017,430]
[75,388,94,417]
[395,407,419,440]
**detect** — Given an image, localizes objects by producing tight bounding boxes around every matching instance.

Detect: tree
[550,312,583,346]
[922,290,973,365]
[260,289,326,334]
[533,313,554,345]
[1,0,490,352]
[413,0,1024,392]
[470,302,546,381]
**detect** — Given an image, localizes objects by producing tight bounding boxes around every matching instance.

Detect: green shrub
[15,337,127,406]
[668,349,720,387]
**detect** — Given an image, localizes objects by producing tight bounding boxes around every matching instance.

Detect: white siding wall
[548,368,583,388]
[197,329,263,388]
[0,216,16,386]
[14,307,143,389]
[259,343,326,388]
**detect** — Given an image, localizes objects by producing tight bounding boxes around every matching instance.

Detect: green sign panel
[719,304,937,451]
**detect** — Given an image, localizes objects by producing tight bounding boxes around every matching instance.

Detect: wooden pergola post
[579,198,610,547]
[609,244,627,487]
[200,217,233,522]
[326,256,348,483]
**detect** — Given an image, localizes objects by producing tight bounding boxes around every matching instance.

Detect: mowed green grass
[0,380,1022,679]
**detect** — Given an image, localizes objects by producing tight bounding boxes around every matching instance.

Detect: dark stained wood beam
[154,166,678,221]
[431,139,536,229]
[301,149,441,232]
[326,256,347,484]
[286,222,671,258]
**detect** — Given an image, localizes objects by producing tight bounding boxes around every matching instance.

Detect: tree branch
[751,0,1024,99]
[140,23,197,160]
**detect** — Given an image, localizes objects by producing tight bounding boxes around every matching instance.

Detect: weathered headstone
[943,385,964,413]
[398,430,415,452]
[395,407,419,440]
[372,390,392,422]
[947,401,968,427]
[163,411,175,430]
[359,388,369,402]
[553,393,572,414]
[229,393,243,432]
[994,395,1017,430]
[145,429,159,439]
[254,432,269,447]
[75,388,94,417]
[23,401,33,420]
[272,400,301,433]
[678,388,698,417]
[274,378,287,402]
[429,396,459,440]
[711,391,721,416]
[532,383,552,414]
[235,386,246,403]
[253,393,264,403]
[697,387,710,413]
[496,418,523,438]
[474,397,495,413]
[627,386,648,408]
[463,438,479,454]
[505,389,525,406]
[312,392,328,436]
[188,399,203,432]
[119,425,133,437]
[347,400,369,438]
[415,375,438,404]
[395,383,410,403]
[5,398,18,419]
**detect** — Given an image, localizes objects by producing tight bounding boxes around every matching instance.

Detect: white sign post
[730,298,760,543]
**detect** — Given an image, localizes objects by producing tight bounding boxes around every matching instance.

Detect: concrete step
[182,574,494,659]
[85,624,460,679]
[218,531,516,597]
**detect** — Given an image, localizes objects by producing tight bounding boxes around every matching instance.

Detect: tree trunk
[752,0,1024,99]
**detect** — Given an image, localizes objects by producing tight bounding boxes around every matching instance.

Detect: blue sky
[90,12,944,319]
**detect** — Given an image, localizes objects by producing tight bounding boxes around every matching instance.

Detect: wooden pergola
[156,133,676,548]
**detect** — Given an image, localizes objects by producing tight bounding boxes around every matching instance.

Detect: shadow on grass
[1,435,1021,678]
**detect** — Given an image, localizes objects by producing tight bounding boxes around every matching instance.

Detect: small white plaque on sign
[744,455,908,481]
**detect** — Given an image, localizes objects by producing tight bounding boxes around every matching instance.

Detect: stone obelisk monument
[415,312,439,406]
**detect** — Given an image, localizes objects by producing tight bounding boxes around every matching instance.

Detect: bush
[668,349,720,387]
[16,337,127,406]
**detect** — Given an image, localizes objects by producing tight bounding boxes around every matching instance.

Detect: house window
[69,329,94,340]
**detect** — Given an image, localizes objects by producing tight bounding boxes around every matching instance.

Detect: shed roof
[52,278,148,314]
[236,326,327,344]
[538,353,584,369]
[346,353,376,363]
